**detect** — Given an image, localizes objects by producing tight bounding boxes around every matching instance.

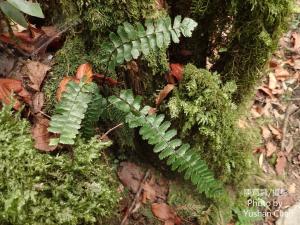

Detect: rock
[276,202,300,225]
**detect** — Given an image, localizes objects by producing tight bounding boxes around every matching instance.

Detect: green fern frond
[100,15,198,72]
[108,90,223,198]
[48,80,97,145]
[81,84,107,139]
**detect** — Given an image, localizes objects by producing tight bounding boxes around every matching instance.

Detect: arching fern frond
[100,15,198,72]
[108,90,224,198]
[48,80,98,145]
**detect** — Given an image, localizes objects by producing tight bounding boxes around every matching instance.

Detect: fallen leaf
[0,78,31,110]
[275,152,287,175]
[156,84,175,106]
[261,126,272,140]
[142,176,168,203]
[259,86,274,99]
[274,67,290,81]
[117,162,144,193]
[151,203,181,225]
[285,136,293,154]
[23,61,51,91]
[32,114,56,152]
[169,64,184,81]
[0,52,16,76]
[75,63,93,82]
[94,73,119,86]
[32,92,44,113]
[266,142,277,157]
[268,73,277,90]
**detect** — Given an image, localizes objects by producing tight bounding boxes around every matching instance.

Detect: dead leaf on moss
[23,61,51,91]
[169,64,184,81]
[275,152,287,175]
[0,78,31,110]
[156,84,175,106]
[75,63,93,82]
[268,125,282,140]
[151,203,181,225]
[32,114,56,152]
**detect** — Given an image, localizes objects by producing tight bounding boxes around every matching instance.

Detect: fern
[81,86,107,138]
[108,90,224,198]
[100,15,198,71]
[48,80,98,145]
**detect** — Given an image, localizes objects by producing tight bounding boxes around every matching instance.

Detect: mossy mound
[0,105,120,225]
[168,64,259,184]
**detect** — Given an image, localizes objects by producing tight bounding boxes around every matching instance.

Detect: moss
[0,104,120,225]
[43,36,88,114]
[168,64,258,185]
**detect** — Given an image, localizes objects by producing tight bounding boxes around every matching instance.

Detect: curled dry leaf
[23,61,51,91]
[0,78,31,110]
[275,152,287,175]
[75,63,93,82]
[151,203,181,225]
[32,114,56,152]
[268,125,282,140]
[156,84,175,106]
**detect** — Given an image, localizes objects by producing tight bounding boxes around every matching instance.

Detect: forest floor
[1,5,300,225]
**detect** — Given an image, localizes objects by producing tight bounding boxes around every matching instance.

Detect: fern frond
[48,80,96,145]
[81,84,107,138]
[108,90,223,198]
[100,15,198,72]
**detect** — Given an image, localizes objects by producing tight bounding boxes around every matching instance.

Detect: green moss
[168,64,258,185]
[0,104,120,225]
[43,36,88,114]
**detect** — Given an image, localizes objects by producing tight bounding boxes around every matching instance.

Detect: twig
[38,110,51,119]
[120,169,150,225]
[281,104,292,152]
[100,123,123,140]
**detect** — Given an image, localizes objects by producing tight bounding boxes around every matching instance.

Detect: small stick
[120,169,150,225]
[38,110,51,119]
[100,123,123,140]
[281,104,292,152]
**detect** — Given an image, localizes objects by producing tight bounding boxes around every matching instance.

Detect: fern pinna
[100,15,198,71]
[48,80,101,145]
[109,90,224,198]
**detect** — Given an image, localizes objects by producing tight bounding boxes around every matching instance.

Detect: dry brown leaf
[23,61,51,91]
[275,152,287,175]
[259,86,274,98]
[32,114,56,152]
[268,73,277,90]
[156,84,175,106]
[151,203,181,225]
[266,142,277,157]
[169,64,184,81]
[274,67,290,81]
[32,92,44,113]
[0,78,31,110]
[285,136,294,154]
[75,63,93,82]
[142,176,168,203]
[117,162,144,193]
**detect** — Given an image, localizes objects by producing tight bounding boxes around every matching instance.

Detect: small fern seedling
[108,90,224,198]
[100,15,198,72]
[48,80,100,145]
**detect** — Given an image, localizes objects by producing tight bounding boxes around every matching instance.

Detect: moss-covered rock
[0,104,120,225]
